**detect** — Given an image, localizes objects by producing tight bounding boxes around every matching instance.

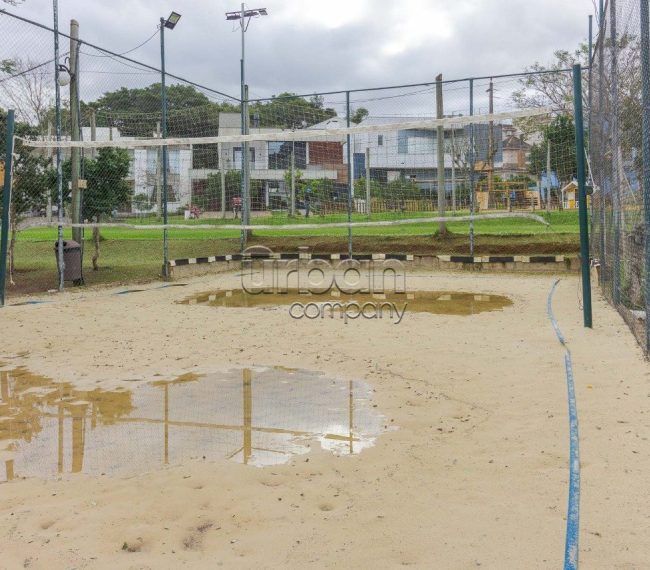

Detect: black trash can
[54,240,83,285]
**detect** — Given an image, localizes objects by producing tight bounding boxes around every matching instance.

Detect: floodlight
[164,11,182,29]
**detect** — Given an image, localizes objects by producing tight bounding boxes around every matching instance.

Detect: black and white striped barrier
[168,253,575,269]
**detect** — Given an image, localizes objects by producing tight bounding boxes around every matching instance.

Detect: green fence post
[573,64,593,328]
[0,110,15,308]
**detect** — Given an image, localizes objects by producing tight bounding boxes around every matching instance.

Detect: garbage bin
[54,240,83,285]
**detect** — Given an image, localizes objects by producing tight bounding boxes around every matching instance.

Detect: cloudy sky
[3,0,593,106]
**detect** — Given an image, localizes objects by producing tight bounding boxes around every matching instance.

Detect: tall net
[13,105,565,269]
[590,0,650,352]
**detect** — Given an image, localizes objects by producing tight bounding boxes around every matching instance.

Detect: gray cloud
[2,0,592,107]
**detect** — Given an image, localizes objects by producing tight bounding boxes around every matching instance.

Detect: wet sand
[0,271,648,568]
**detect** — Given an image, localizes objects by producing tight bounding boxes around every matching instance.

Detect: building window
[233,147,256,165]
[378,135,384,146]
[268,141,307,170]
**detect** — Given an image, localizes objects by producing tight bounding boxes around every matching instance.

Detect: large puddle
[0,366,385,482]
[180,289,512,316]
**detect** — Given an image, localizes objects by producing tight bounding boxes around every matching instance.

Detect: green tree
[87,84,238,138]
[199,170,242,212]
[249,92,337,129]
[528,114,576,207]
[351,107,369,124]
[80,148,132,270]
[1,108,51,284]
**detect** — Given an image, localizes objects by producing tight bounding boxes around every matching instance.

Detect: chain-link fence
[1,8,583,298]
[590,0,650,353]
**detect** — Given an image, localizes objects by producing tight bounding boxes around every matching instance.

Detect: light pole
[160,11,181,278]
[226,5,268,247]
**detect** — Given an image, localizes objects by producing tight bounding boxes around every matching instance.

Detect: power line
[0,8,240,102]
[80,28,159,58]
[0,51,69,84]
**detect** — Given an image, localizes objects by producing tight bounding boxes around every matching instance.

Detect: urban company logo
[240,247,407,324]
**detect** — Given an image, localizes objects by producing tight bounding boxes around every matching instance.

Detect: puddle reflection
[0,366,384,481]
[180,289,512,316]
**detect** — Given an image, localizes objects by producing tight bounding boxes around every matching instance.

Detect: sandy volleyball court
[0,270,649,569]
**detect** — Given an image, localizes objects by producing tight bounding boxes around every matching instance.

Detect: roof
[307,117,347,130]
[503,134,530,151]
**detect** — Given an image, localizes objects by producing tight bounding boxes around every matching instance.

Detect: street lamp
[57,62,73,86]
[225,5,268,246]
[159,11,181,278]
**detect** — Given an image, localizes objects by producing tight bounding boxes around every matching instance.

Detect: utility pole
[53,0,64,292]
[69,19,81,245]
[225,5,267,246]
[487,79,495,197]
[436,74,446,234]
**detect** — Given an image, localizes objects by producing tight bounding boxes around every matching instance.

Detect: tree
[512,43,589,115]
[249,92,337,129]
[351,107,369,124]
[88,83,239,138]
[198,170,241,212]
[1,108,51,284]
[0,57,56,126]
[528,114,576,205]
[82,148,132,270]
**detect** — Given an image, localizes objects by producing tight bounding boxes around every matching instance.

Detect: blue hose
[547,279,580,570]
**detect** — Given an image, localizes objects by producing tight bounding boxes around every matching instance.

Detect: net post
[346,91,353,258]
[219,143,226,219]
[365,147,370,219]
[469,78,475,256]
[640,0,650,353]
[573,64,593,328]
[435,74,446,235]
[0,110,15,308]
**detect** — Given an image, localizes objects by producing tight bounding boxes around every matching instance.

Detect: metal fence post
[346,91,353,258]
[469,78,475,256]
[53,0,64,292]
[160,17,170,278]
[588,15,594,241]
[0,110,15,308]
[573,64,593,328]
[598,0,606,285]
[640,0,650,352]
[610,0,621,304]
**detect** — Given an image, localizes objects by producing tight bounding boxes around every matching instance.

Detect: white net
[15,106,555,233]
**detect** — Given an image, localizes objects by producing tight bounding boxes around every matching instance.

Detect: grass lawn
[6,210,580,298]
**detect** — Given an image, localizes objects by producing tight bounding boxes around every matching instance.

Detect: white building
[80,126,192,213]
